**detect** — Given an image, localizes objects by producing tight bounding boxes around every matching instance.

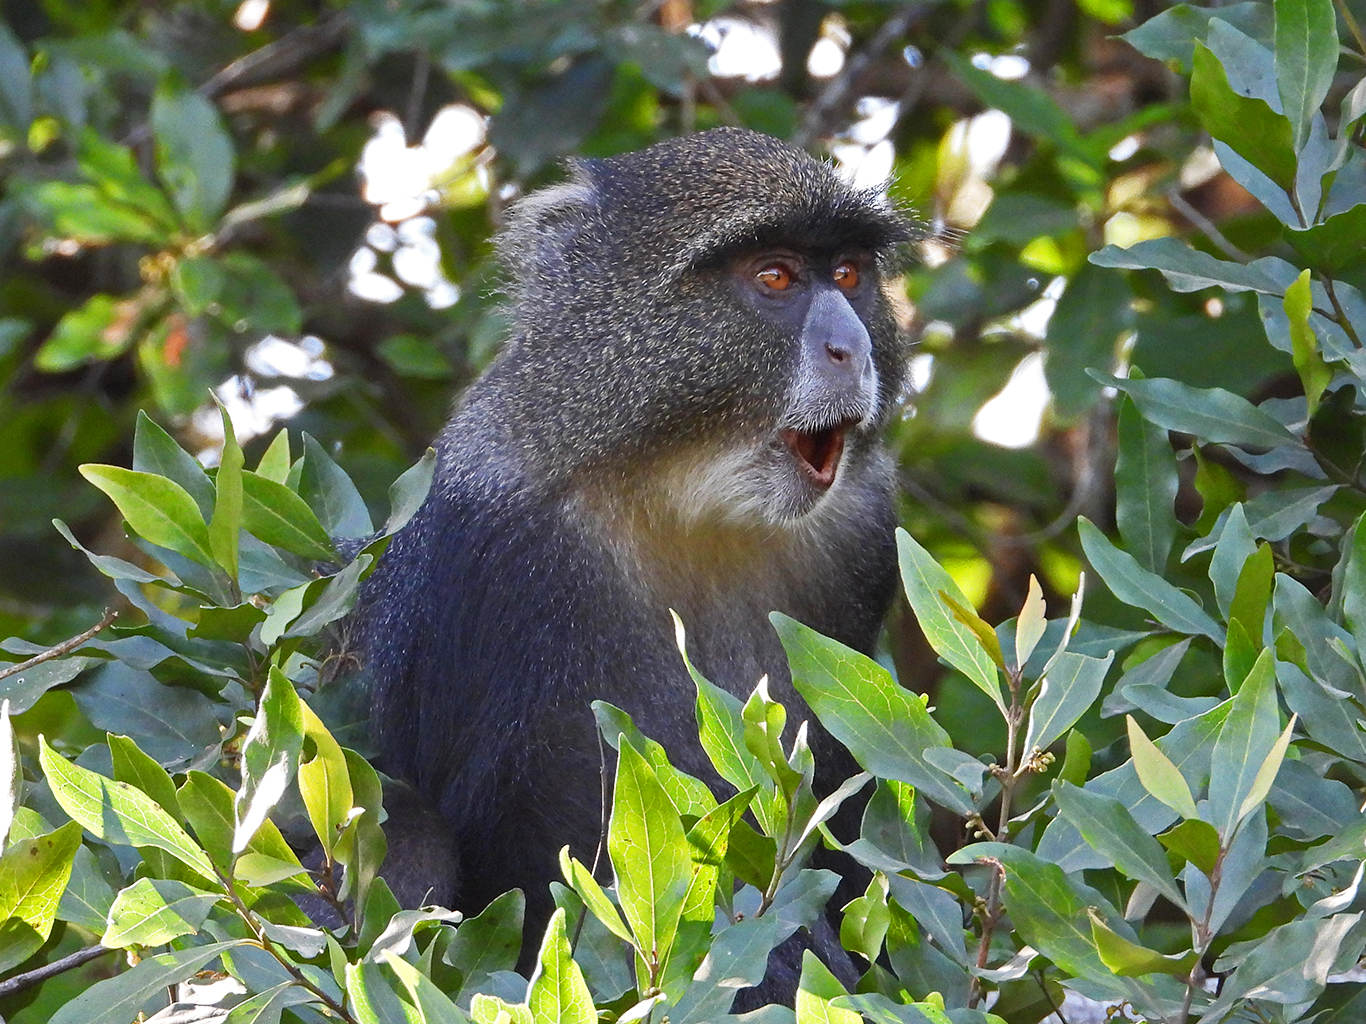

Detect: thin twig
[0,609,118,681]
[216,867,358,1024]
[794,4,930,149]
[1334,0,1366,57]
[1166,188,1253,263]
[202,14,350,99]
[0,943,114,998]
[403,49,431,144]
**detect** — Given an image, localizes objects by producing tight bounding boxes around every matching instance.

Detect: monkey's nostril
[825,342,851,364]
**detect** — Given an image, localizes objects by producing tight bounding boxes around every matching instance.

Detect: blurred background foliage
[0,0,1361,783]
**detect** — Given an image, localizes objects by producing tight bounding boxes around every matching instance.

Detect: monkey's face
[622,243,903,531]
[730,248,885,520]
[492,128,914,530]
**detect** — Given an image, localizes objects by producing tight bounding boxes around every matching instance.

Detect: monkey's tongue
[782,425,847,489]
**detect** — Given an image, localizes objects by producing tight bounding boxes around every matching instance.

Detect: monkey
[355,127,914,1000]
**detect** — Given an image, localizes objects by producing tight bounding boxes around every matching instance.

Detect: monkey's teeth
[782,425,847,489]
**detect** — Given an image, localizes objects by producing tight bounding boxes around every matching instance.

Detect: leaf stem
[216,865,358,1024]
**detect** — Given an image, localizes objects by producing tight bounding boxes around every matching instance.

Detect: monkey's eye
[833,261,860,291]
[755,264,794,291]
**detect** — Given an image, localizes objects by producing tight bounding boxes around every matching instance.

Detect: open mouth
[781,420,858,490]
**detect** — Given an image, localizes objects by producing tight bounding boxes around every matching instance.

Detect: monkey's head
[487,127,915,527]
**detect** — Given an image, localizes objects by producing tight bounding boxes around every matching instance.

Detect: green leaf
[884,874,969,966]
[1095,373,1301,449]
[469,994,532,1024]
[1158,818,1222,876]
[383,951,472,1022]
[677,787,754,942]
[234,666,304,854]
[1343,512,1366,663]
[1022,650,1114,755]
[0,700,15,847]
[151,84,234,229]
[35,294,136,371]
[220,982,299,1024]
[1239,714,1297,825]
[1089,909,1198,977]
[897,529,1005,712]
[1284,269,1333,414]
[839,874,890,969]
[1043,263,1132,420]
[1230,542,1275,647]
[1126,715,1198,820]
[668,913,781,1023]
[28,181,165,244]
[742,677,804,798]
[39,737,215,877]
[301,434,374,541]
[1202,915,1356,1016]
[298,701,354,859]
[1115,394,1178,574]
[1209,647,1281,838]
[1224,618,1260,692]
[79,464,215,567]
[49,940,245,1024]
[444,890,524,1003]
[336,749,386,914]
[0,820,82,968]
[1015,575,1049,670]
[1274,0,1339,150]
[559,847,633,945]
[102,877,220,948]
[132,410,216,517]
[53,519,170,586]
[1059,729,1092,787]
[209,402,244,580]
[1122,2,1274,72]
[256,430,291,484]
[75,131,180,231]
[284,553,370,639]
[381,448,437,537]
[215,252,302,334]
[345,959,422,1024]
[593,701,718,819]
[526,907,596,1024]
[241,470,337,561]
[797,949,862,1024]
[1091,238,1287,295]
[939,590,1006,670]
[1190,42,1297,187]
[609,740,691,962]
[1053,782,1184,909]
[947,842,1129,988]
[170,254,225,316]
[1287,203,1366,272]
[1208,505,1258,624]
[0,22,31,131]
[1078,518,1223,644]
[108,733,181,821]
[775,614,975,816]
[941,51,1082,156]
[678,615,775,830]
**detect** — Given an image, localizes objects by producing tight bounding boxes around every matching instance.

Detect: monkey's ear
[498,171,598,285]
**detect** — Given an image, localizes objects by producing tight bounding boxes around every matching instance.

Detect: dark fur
[357,128,913,994]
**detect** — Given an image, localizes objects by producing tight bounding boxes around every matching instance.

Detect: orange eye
[833,261,860,291]
[756,264,793,291]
